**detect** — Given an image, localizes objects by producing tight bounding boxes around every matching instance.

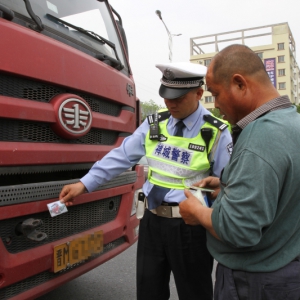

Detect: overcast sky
[109,0,300,106]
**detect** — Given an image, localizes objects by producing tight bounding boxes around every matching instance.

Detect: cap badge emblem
[163,68,175,80]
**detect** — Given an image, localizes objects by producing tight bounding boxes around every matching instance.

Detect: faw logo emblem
[59,98,92,136]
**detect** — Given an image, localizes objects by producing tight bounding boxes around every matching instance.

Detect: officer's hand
[59,182,86,207]
[195,176,221,200]
[179,189,203,226]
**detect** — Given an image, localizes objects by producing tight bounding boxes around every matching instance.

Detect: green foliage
[208,108,223,119]
[295,104,300,114]
[140,100,166,121]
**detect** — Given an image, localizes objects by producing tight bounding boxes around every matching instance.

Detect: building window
[278,43,284,50]
[278,55,285,63]
[278,69,285,76]
[204,59,211,67]
[257,52,263,59]
[205,96,214,103]
[279,82,286,90]
[202,84,208,91]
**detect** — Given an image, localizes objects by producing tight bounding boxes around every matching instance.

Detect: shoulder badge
[203,114,228,131]
[158,110,171,121]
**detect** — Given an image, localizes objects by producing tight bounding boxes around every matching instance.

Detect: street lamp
[155,10,181,62]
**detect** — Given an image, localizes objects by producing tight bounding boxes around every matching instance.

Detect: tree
[295,104,300,114]
[140,100,165,121]
[208,108,223,119]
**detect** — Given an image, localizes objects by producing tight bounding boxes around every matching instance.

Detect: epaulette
[203,114,228,131]
[147,110,170,125]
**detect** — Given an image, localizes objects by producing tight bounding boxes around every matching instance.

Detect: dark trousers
[214,258,300,300]
[136,209,213,300]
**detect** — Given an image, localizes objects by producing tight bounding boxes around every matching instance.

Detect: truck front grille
[0,72,121,116]
[0,171,136,206]
[0,196,121,253]
[0,118,117,145]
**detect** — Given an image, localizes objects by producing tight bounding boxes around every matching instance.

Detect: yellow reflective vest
[145,112,226,190]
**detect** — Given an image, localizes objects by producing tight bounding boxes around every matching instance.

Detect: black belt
[162,201,179,207]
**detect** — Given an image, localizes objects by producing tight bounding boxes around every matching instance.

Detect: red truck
[0,1,143,299]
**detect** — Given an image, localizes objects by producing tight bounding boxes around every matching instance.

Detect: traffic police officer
[59,62,232,300]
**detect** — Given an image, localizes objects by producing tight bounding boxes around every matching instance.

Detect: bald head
[205,44,280,125]
[211,44,271,86]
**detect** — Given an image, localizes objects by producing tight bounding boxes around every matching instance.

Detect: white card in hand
[47,200,68,217]
[189,188,208,207]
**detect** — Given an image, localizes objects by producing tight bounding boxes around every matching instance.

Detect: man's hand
[59,182,86,207]
[196,176,221,200]
[179,189,203,225]
[180,189,220,239]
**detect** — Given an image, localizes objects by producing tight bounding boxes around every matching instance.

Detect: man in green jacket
[179,44,300,300]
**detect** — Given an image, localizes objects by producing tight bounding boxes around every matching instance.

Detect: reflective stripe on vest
[151,170,209,188]
[147,156,204,177]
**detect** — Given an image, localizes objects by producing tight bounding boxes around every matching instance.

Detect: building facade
[190,23,300,109]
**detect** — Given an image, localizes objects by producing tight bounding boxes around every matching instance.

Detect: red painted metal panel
[0,3,142,298]
[0,140,124,165]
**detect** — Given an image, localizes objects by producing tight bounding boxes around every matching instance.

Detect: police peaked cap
[156,62,207,100]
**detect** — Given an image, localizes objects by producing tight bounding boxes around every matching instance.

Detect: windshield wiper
[46,14,124,71]
[23,0,44,31]
[0,4,14,20]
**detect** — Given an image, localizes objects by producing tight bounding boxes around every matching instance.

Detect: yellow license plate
[53,230,103,273]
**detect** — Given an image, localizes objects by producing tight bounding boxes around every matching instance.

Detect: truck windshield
[1,0,126,68]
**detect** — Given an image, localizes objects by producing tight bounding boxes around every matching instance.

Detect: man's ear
[232,74,247,91]
[196,87,204,99]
